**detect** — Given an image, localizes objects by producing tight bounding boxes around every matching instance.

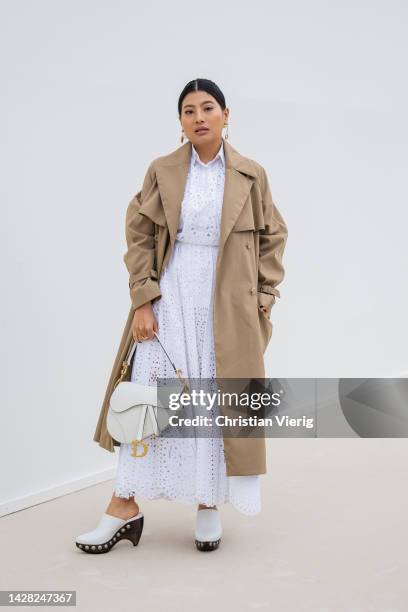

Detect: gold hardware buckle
[130,439,148,458]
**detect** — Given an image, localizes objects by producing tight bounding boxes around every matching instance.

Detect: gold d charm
[130,439,148,458]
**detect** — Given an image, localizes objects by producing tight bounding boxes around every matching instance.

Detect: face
[179,90,229,146]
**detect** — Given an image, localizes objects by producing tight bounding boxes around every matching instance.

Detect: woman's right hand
[132,302,158,342]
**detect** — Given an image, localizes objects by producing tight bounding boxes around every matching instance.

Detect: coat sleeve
[257,166,288,314]
[123,161,162,310]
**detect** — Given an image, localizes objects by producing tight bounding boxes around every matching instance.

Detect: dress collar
[190,140,225,169]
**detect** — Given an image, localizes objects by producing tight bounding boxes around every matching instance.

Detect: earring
[181,130,184,143]
[224,124,229,140]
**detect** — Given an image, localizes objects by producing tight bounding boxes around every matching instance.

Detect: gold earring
[224,124,229,140]
[181,130,184,143]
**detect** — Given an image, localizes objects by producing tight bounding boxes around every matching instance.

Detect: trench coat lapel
[154,138,257,252]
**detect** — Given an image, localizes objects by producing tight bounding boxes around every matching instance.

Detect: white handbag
[107,331,190,458]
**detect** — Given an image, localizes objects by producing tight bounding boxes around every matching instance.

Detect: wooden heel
[125,515,144,546]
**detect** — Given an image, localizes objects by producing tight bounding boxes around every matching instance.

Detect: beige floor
[0,440,406,611]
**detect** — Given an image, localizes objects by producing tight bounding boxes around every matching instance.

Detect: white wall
[2,0,407,514]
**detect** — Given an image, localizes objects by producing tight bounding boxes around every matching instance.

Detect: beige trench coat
[93,137,288,476]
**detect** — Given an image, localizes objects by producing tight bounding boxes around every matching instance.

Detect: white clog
[194,508,222,551]
[75,512,144,553]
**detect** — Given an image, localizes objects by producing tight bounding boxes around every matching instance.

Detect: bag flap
[110,381,158,414]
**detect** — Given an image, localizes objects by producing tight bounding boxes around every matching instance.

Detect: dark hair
[178,78,226,117]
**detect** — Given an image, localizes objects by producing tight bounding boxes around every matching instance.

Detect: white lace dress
[114,140,262,515]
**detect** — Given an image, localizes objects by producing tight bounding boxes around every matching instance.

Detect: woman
[76,78,288,553]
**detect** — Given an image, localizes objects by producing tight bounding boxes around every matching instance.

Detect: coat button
[246,242,251,249]
[250,287,256,295]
